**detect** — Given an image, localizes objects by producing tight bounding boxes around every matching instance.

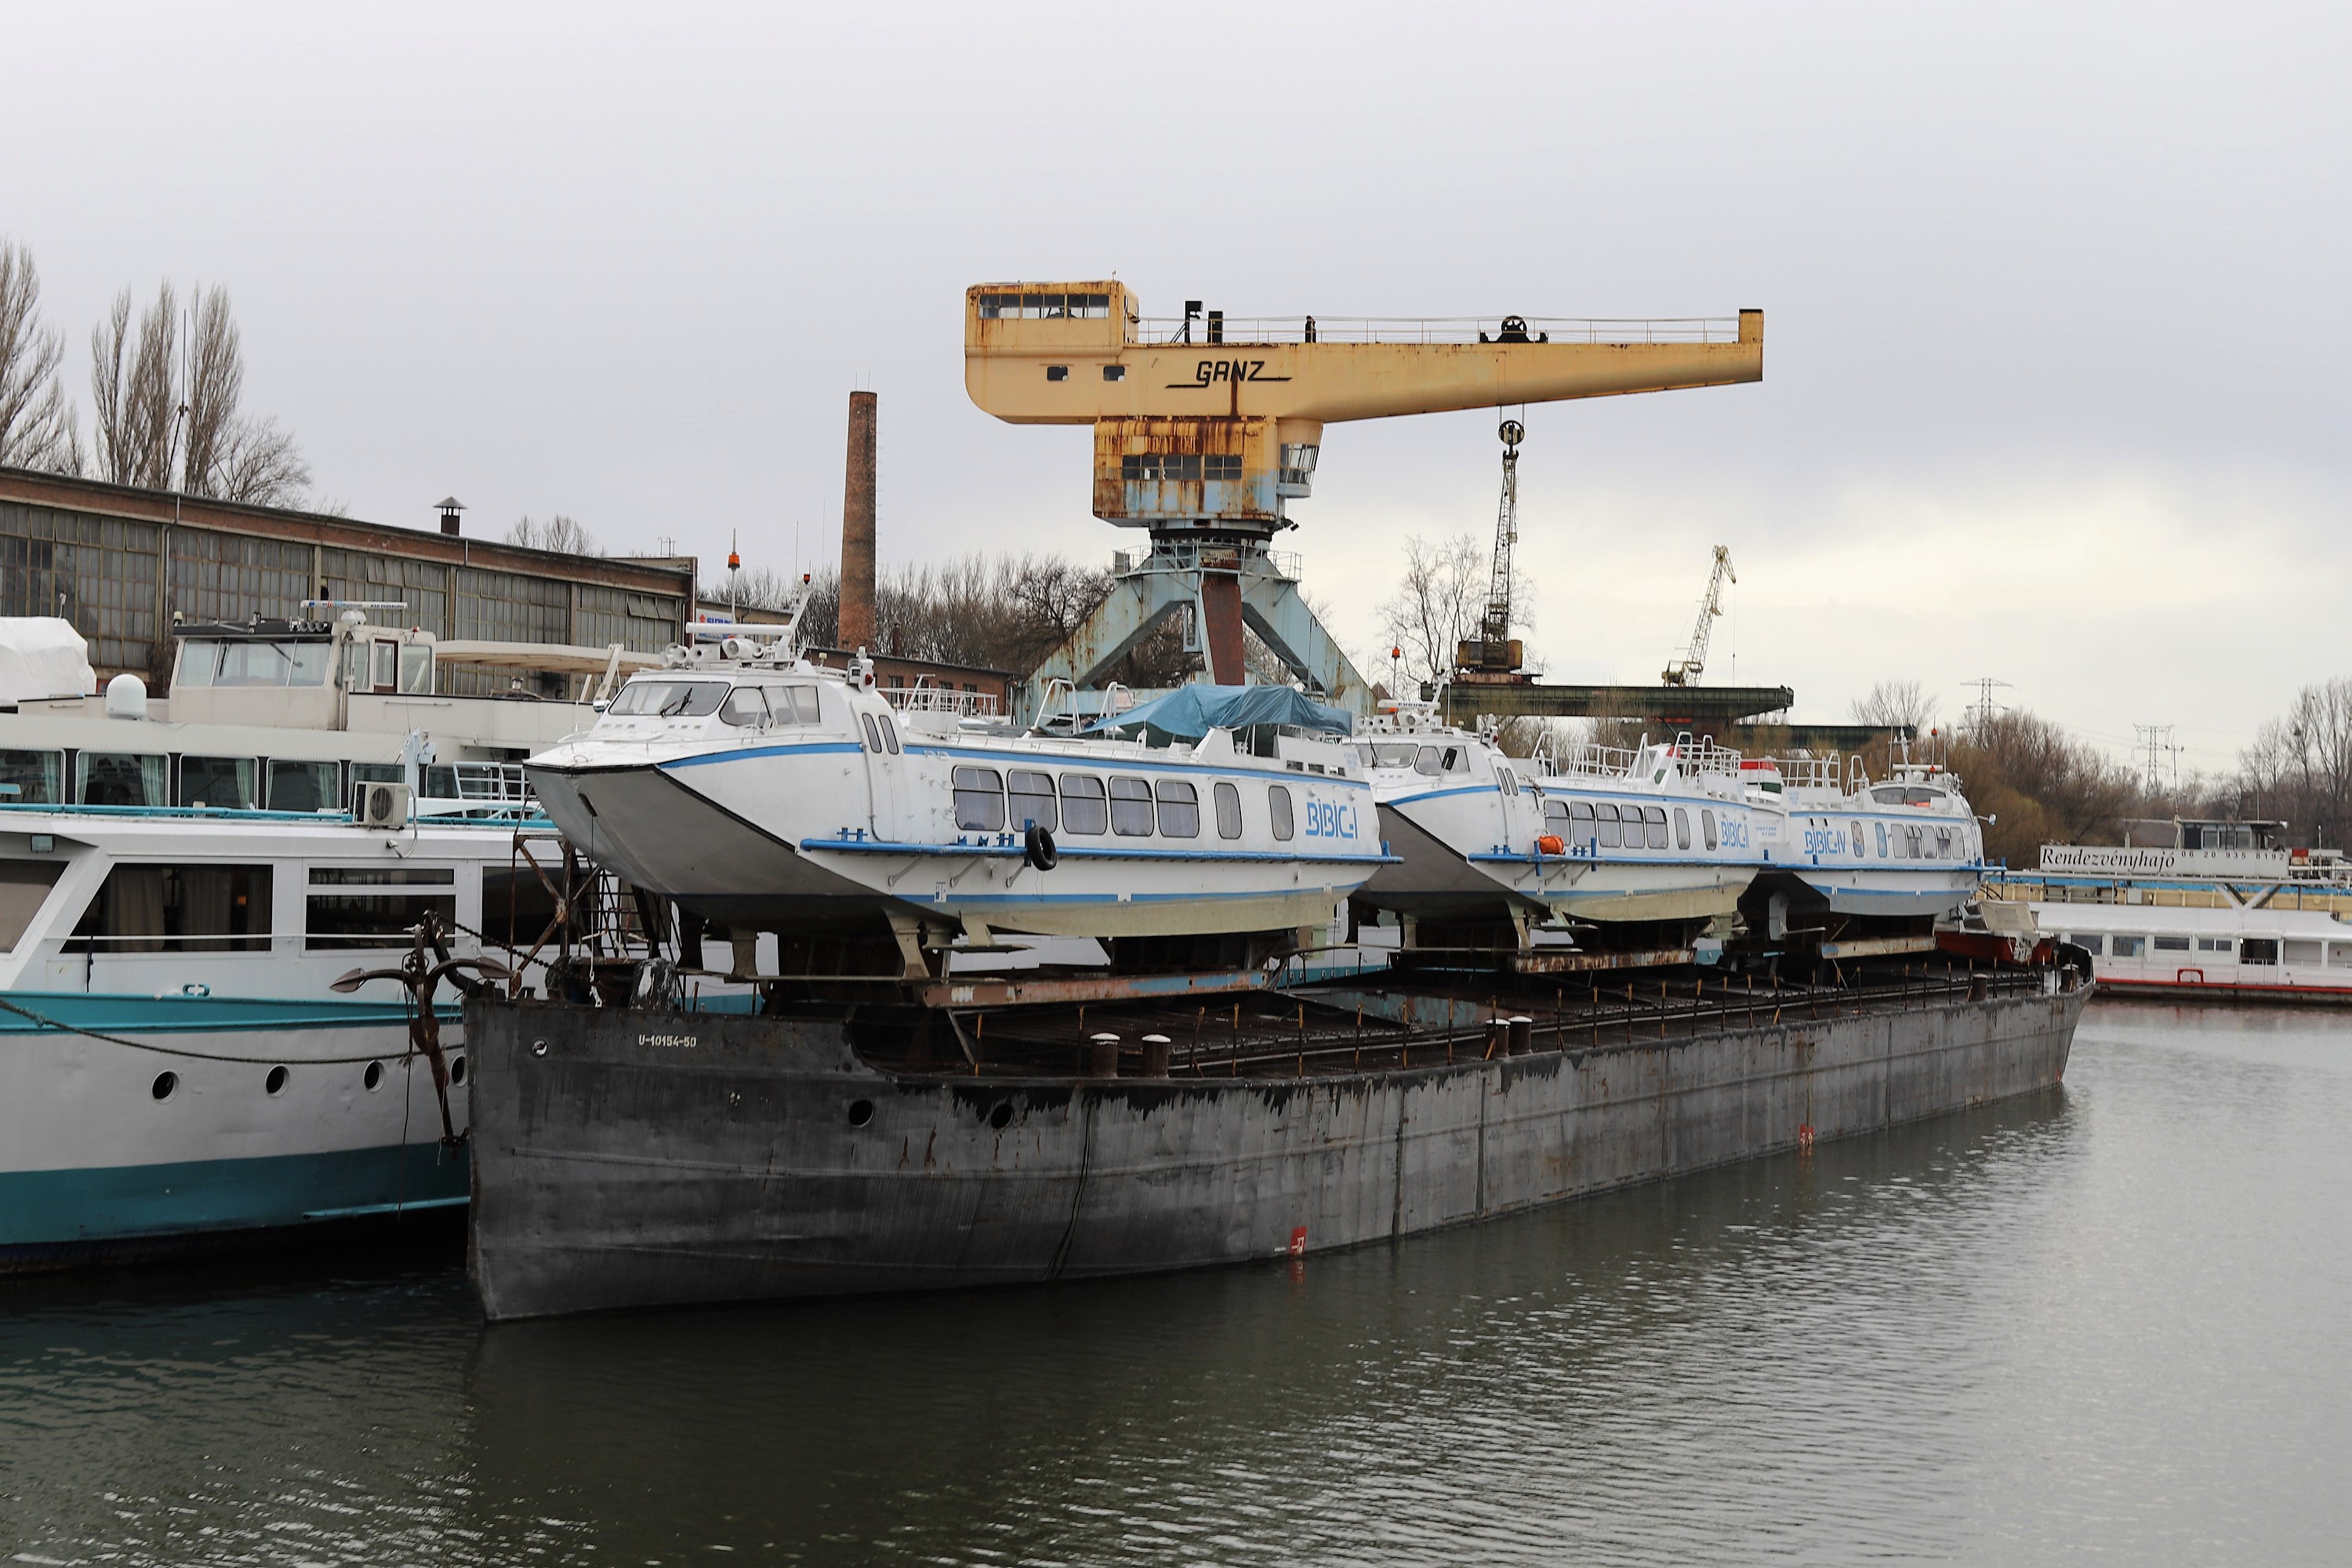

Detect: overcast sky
[9,2,2345,773]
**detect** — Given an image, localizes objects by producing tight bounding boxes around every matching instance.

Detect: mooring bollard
[1088,1032,1121,1079]
[1508,1014,1534,1055]
[1140,1033,1172,1076]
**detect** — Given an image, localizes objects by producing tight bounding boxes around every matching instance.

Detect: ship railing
[1112,540,1301,581]
[1671,738,1747,779]
[1776,754,1846,793]
[1539,742,1643,781]
[883,680,1001,718]
[1127,315,1744,347]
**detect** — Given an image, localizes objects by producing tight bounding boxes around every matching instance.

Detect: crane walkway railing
[1130,315,1744,347]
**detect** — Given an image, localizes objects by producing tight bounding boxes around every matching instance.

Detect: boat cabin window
[1214,781,1242,839]
[2111,935,2145,958]
[1156,779,1200,839]
[1850,821,1864,856]
[1414,747,1443,776]
[1109,776,1155,837]
[1059,774,1108,835]
[879,717,902,754]
[397,643,433,695]
[952,768,1006,833]
[1497,769,1518,797]
[0,750,64,806]
[2154,935,2191,953]
[2069,934,2104,956]
[1007,771,1057,833]
[180,638,334,689]
[608,680,728,717]
[782,687,822,724]
[2197,937,2233,953]
[1702,808,1718,850]
[269,760,340,813]
[1675,808,1691,851]
[2284,939,2324,965]
[76,753,166,808]
[67,864,273,953]
[1643,806,1668,850]
[720,687,770,728]
[1543,799,1570,831]
[1875,822,1889,857]
[1595,802,1620,849]
[860,714,883,753]
[1365,742,1419,770]
[304,866,458,949]
[0,862,65,952]
[180,756,259,811]
[1269,784,1294,841]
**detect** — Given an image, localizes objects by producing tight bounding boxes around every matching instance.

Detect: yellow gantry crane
[963,285,1762,715]
[1661,545,1737,687]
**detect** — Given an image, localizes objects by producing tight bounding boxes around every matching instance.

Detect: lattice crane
[1460,418,1525,675]
[1661,545,1736,687]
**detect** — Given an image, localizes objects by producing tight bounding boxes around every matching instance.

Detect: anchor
[332,911,513,1148]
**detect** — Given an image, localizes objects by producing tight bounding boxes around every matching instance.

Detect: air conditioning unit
[358,781,411,829]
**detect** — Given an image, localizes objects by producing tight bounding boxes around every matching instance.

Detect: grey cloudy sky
[9,2,2345,772]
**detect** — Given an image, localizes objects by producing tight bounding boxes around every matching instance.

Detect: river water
[3,1001,2347,1566]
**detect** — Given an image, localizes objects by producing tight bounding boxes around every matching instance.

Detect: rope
[0,993,440,1066]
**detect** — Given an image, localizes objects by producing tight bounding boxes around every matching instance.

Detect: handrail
[1130,315,1744,347]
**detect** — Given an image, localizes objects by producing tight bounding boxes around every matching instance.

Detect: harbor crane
[963,286,1762,718]
[1661,545,1736,687]
[1457,418,1526,677]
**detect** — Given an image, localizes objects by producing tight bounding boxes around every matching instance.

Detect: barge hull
[466,985,2085,1320]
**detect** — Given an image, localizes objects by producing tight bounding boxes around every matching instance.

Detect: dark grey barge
[466,965,2087,1320]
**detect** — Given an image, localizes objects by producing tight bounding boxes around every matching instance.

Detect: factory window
[0,503,162,673]
[1156,779,1200,839]
[1701,808,1718,851]
[1059,774,1108,835]
[1007,771,1057,833]
[1644,807,1668,850]
[169,529,311,627]
[1102,365,1126,383]
[456,567,569,648]
[268,760,340,813]
[303,865,456,950]
[951,768,1004,833]
[0,750,64,806]
[179,756,259,810]
[76,752,167,807]
[1214,781,1242,839]
[0,861,65,952]
[1269,784,1294,841]
[323,550,452,641]
[720,688,770,728]
[1109,776,1155,837]
[1205,455,1241,481]
[1045,365,1069,382]
[67,863,274,953]
[2154,935,2192,953]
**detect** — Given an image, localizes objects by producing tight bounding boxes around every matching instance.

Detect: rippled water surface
[4,1001,2348,1565]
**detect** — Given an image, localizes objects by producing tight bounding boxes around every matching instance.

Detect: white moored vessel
[1738,756,1988,946]
[1521,735,1765,930]
[525,629,1388,969]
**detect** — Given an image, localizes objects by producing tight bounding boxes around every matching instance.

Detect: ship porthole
[989,1102,1013,1131]
[151,1071,178,1102]
[265,1065,289,1096]
[848,1098,874,1128]
[363,1061,385,1092]
[449,1054,468,1086]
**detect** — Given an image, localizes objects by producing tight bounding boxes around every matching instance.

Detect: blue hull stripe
[799,837,1388,866]
[0,1142,468,1255]
[0,992,453,1035]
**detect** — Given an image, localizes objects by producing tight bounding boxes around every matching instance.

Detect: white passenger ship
[526,629,1389,967]
[1740,757,1987,943]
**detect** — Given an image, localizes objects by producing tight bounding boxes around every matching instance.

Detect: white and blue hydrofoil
[525,644,1387,953]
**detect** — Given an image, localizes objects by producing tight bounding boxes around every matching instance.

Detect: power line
[2132,723,2183,794]
[1962,676,2011,734]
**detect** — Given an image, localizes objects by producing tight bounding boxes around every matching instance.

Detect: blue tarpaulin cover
[1085,684,1354,744]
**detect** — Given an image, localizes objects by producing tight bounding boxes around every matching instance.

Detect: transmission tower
[2134,724,2181,795]
[1962,676,2012,734]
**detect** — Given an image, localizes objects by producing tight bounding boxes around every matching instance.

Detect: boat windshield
[1355,742,1422,770]
[609,680,728,717]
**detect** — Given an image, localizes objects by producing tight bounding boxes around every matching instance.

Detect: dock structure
[465,963,2085,1319]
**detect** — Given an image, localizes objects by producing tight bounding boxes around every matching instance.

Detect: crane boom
[1661,546,1736,687]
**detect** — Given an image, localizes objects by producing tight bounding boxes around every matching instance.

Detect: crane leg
[1200,573,1247,684]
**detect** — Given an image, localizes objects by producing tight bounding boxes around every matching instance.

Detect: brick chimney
[436,496,466,537]
[838,392,877,652]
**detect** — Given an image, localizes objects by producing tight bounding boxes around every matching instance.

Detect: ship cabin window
[952,768,1006,833]
[183,638,335,689]
[303,865,457,949]
[67,863,274,953]
[1414,747,1443,776]
[1850,821,1865,857]
[2111,935,2146,958]
[268,760,340,813]
[0,861,66,952]
[858,714,882,753]
[2241,938,2278,965]
[1543,799,1570,833]
[1214,781,1243,839]
[1905,825,1924,858]
[1936,828,1954,858]
[180,756,259,811]
[372,641,397,692]
[1156,779,1200,839]
[1007,771,1057,833]
[1674,808,1691,851]
[1702,808,1719,851]
[2069,935,2104,956]
[608,680,728,717]
[397,642,433,695]
[762,685,818,724]
[879,717,901,754]
[720,687,770,728]
[1875,822,1889,857]
[1645,806,1669,850]
[2284,939,2324,965]
[1497,769,1518,797]
[1059,774,1108,835]
[0,750,64,806]
[1363,742,1419,770]
[1109,776,1156,837]
[1269,784,1295,841]
[76,752,166,808]
[2154,935,2192,953]
[1594,802,1621,849]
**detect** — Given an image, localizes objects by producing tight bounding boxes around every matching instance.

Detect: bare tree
[0,238,81,472]
[508,514,603,556]
[212,416,311,506]
[2238,677,2352,848]
[179,285,241,495]
[87,279,310,504]
[1378,532,1488,690]
[1851,678,1936,731]
[90,283,182,489]
[1950,710,2136,865]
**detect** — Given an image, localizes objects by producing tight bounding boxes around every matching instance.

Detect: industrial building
[0,467,695,693]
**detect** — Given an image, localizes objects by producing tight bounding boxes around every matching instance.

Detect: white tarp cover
[0,618,96,702]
